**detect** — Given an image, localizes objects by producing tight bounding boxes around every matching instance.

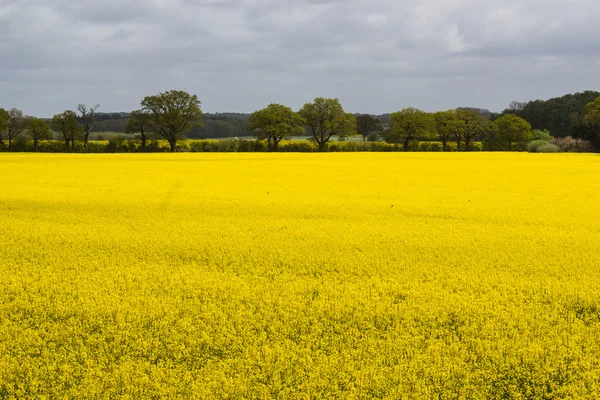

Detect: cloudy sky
[1,0,599,117]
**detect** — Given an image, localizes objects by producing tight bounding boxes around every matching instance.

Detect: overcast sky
[1,0,599,117]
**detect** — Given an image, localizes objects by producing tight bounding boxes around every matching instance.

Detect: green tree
[212,120,235,138]
[298,98,356,150]
[6,108,28,151]
[77,104,99,150]
[51,110,83,150]
[457,109,491,151]
[0,108,9,147]
[249,104,305,150]
[141,90,203,152]
[531,129,551,141]
[387,107,433,151]
[125,110,153,149]
[356,114,383,142]
[502,91,599,137]
[433,110,465,151]
[27,118,53,151]
[584,96,600,125]
[493,114,533,149]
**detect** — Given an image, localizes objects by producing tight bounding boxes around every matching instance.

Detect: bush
[369,142,399,152]
[10,137,30,152]
[549,136,594,153]
[214,138,240,152]
[236,140,268,152]
[175,142,190,152]
[337,142,371,152]
[532,129,552,141]
[106,135,129,153]
[429,142,443,152]
[279,141,317,152]
[527,140,561,153]
[366,133,380,142]
[407,141,421,151]
[144,140,167,152]
[87,142,108,153]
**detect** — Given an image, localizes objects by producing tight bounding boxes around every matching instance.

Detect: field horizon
[2,153,600,398]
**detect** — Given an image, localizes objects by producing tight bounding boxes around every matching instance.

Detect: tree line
[2,90,600,153]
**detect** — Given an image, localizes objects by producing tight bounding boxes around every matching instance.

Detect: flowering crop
[1,153,600,398]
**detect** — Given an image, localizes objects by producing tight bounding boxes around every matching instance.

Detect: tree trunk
[141,134,146,149]
[84,135,89,150]
[65,138,70,148]
[363,135,366,142]
[8,138,12,151]
[457,138,461,151]
[33,139,38,152]
[465,138,471,151]
[169,139,176,152]
[71,139,75,150]
[403,138,410,151]
[442,139,447,152]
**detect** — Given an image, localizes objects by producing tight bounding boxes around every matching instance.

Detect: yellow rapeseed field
[1,153,600,398]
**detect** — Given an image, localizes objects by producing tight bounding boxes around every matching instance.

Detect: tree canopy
[77,104,100,150]
[51,110,83,149]
[28,118,53,151]
[6,108,28,150]
[141,90,203,151]
[456,109,491,150]
[0,108,9,145]
[433,110,465,151]
[387,107,433,151]
[502,91,600,137]
[125,110,153,148]
[493,114,533,148]
[584,96,600,125]
[356,114,383,142]
[249,104,304,149]
[298,98,356,150]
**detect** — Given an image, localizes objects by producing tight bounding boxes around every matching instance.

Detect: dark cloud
[0,0,599,117]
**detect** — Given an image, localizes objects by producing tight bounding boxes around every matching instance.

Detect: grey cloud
[0,0,599,117]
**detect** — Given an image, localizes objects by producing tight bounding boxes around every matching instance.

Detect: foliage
[356,114,383,142]
[531,129,552,141]
[584,96,600,125]
[503,90,600,137]
[456,109,491,151]
[50,110,83,150]
[6,108,28,150]
[298,98,357,150]
[77,103,100,149]
[569,121,600,150]
[2,154,600,398]
[549,136,594,153]
[387,107,434,150]
[141,90,204,152]
[492,114,533,149]
[0,108,9,145]
[249,104,304,149]
[433,110,466,151]
[125,110,153,148]
[526,140,561,153]
[27,118,53,151]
